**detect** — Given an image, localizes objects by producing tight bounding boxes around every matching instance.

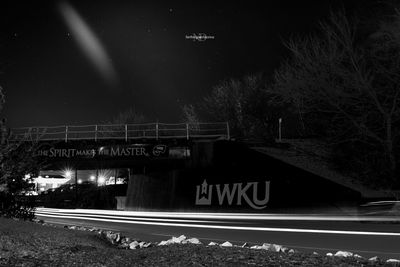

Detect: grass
[0,217,387,266]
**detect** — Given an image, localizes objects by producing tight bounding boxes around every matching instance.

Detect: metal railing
[9,122,230,142]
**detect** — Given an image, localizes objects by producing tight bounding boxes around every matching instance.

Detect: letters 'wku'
[196,180,270,209]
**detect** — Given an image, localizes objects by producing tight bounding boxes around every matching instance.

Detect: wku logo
[195,179,270,209]
[152,145,167,156]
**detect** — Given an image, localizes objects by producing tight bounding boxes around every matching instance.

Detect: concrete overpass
[10,122,389,212]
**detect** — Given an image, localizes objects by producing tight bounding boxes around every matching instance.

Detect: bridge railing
[9,122,230,142]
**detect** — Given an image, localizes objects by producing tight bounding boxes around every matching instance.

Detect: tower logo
[195,179,213,205]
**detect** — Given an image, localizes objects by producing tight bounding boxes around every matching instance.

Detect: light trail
[36,208,400,222]
[36,211,400,237]
[35,211,228,224]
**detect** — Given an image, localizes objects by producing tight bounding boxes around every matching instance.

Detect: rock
[142,242,153,248]
[241,243,249,248]
[120,237,130,243]
[334,251,353,257]
[250,245,263,250]
[171,235,186,244]
[115,234,121,243]
[261,243,271,250]
[313,252,319,255]
[183,238,201,245]
[288,249,296,253]
[138,242,146,248]
[208,242,219,246]
[158,240,173,246]
[369,256,379,261]
[269,244,283,252]
[326,253,333,257]
[353,254,363,258]
[129,241,140,250]
[386,259,400,266]
[280,247,289,253]
[220,241,233,247]
[69,226,76,230]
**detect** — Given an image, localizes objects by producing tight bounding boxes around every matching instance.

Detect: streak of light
[35,211,228,224]
[58,1,118,87]
[36,208,400,222]
[35,212,400,236]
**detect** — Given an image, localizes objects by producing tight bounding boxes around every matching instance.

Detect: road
[35,208,400,260]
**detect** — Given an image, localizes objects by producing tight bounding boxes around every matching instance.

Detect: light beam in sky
[58,1,118,87]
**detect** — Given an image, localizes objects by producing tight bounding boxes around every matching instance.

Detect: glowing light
[35,208,400,237]
[77,179,82,184]
[90,175,95,181]
[98,176,105,184]
[58,1,118,87]
[24,174,31,179]
[64,170,72,178]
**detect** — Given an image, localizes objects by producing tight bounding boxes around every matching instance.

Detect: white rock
[334,251,353,257]
[369,256,379,261]
[183,238,201,245]
[288,249,296,253]
[261,243,271,250]
[171,235,186,244]
[270,244,283,252]
[241,243,249,248]
[313,252,319,255]
[142,242,153,248]
[250,245,263,250]
[157,240,172,246]
[326,253,333,257]
[387,259,400,263]
[129,241,140,249]
[220,241,233,247]
[207,242,219,246]
[138,241,146,248]
[353,254,363,258]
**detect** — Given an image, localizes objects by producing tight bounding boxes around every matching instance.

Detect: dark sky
[0,0,370,127]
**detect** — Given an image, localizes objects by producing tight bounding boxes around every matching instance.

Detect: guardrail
[9,122,230,142]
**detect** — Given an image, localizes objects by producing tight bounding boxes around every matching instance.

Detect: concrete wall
[124,140,362,212]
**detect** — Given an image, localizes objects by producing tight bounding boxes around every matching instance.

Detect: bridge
[9,122,230,142]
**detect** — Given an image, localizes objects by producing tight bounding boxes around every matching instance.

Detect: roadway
[35,208,400,260]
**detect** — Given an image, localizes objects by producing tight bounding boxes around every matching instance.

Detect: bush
[0,192,36,220]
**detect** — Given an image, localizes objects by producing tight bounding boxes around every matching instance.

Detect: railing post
[65,126,68,143]
[125,124,128,142]
[186,123,189,140]
[278,118,282,142]
[156,122,159,140]
[95,125,98,142]
[226,122,230,140]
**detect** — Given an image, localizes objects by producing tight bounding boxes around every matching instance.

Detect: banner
[33,144,170,159]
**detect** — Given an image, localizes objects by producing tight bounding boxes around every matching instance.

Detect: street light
[64,170,72,178]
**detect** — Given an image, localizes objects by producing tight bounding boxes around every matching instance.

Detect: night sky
[1,0,370,128]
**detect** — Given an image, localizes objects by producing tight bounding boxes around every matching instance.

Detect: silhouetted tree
[189,73,291,140]
[274,9,400,187]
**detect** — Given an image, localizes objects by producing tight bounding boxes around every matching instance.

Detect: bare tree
[199,73,287,140]
[274,9,400,185]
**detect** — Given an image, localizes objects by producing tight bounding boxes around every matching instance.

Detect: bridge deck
[10,122,230,142]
